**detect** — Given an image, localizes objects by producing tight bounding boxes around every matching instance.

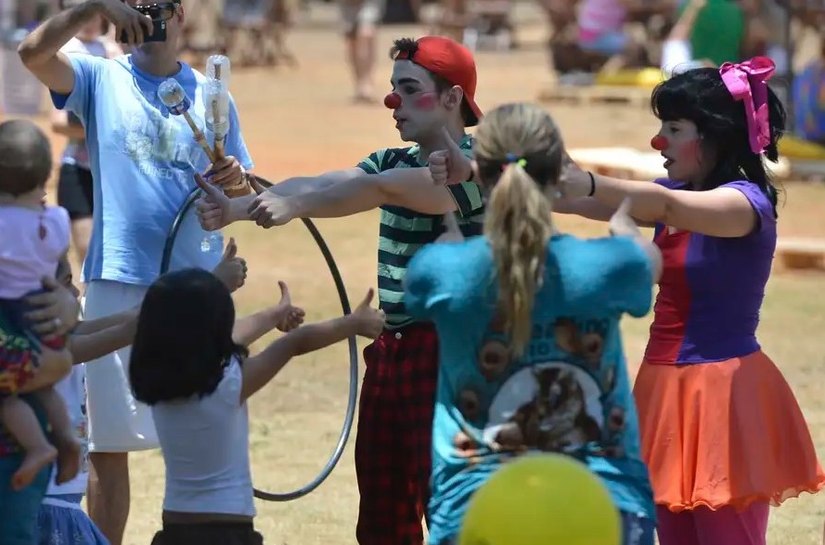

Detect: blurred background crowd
[2,0,825,146]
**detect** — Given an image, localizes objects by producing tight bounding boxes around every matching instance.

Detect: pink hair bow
[719,56,776,155]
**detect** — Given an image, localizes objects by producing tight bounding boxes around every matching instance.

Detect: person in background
[792,28,825,146]
[683,0,745,67]
[660,0,713,76]
[51,0,122,267]
[339,0,385,102]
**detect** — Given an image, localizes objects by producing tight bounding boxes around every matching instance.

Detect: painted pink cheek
[683,139,702,161]
[413,93,438,110]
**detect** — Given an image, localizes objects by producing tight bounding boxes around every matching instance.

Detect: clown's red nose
[650,135,668,151]
[384,93,401,109]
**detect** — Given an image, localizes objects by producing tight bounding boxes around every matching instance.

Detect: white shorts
[83,280,158,453]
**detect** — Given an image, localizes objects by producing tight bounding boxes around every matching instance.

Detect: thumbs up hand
[272,281,306,332]
[428,126,474,186]
[351,288,385,339]
[212,237,247,292]
[196,173,234,231]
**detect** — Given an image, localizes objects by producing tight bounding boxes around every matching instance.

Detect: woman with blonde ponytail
[405,102,663,545]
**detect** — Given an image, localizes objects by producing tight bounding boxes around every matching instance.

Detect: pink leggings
[656,503,769,545]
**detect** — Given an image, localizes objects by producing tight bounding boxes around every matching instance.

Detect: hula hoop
[160,177,359,502]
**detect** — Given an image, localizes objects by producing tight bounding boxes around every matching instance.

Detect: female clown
[557,57,825,545]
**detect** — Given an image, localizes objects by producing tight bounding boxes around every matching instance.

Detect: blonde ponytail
[473,103,563,357]
[485,163,554,357]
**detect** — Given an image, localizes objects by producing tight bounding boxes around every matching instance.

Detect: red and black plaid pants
[355,322,439,545]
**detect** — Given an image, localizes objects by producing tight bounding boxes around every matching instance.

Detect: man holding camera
[18,2,254,543]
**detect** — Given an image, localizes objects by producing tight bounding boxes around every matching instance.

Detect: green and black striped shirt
[357,136,485,329]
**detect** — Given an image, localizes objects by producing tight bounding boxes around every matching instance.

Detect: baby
[0,119,80,490]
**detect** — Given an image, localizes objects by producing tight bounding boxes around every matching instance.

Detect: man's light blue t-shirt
[52,54,253,285]
[405,234,656,545]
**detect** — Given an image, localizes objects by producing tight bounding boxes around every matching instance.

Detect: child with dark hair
[34,245,268,545]
[129,267,385,545]
[0,119,81,493]
[557,57,825,544]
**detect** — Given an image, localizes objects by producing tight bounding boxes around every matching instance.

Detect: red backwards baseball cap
[392,36,482,127]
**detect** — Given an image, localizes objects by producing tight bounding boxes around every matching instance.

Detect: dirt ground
[7,2,825,543]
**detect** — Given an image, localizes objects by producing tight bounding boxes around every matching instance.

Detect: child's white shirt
[153,358,255,516]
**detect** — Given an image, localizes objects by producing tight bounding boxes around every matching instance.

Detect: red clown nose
[650,135,668,151]
[384,93,402,110]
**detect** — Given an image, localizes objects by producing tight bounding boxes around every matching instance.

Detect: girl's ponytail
[485,162,554,357]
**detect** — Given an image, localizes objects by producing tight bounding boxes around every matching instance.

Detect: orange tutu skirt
[633,350,825,513]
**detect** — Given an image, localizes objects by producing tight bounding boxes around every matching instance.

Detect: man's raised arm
[18,0,151,95]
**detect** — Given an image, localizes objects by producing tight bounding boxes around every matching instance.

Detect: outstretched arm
[73,308,138,336]
[199,129,477,230]
[69,310,139,364]
[240,289,384,401]
[259,167,460,223]
[562,168,758,238]
[198,167,465,229]
[257,133,478,222]
[197,168,369,229]
[232,281,305,347]
[264,168,367,197]
[69,285,304,364]
[553,196,623,222]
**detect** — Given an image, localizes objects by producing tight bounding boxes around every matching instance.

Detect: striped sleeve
[445,139,483,218]
[447,182,484,218]
[357,149,389,174]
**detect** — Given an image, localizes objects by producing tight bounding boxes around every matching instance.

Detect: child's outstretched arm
[240,289,384,401]
[70,241,254,363]
[232,281,305,347]
[68,280,305,364]
[69,307,140,363]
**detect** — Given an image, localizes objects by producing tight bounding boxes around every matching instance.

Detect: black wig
[650,66,786,214]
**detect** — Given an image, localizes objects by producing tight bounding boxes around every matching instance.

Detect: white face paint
[387,60,451,143]
[654,119,714,186]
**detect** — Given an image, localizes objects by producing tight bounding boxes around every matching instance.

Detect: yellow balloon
[458,454,621,545]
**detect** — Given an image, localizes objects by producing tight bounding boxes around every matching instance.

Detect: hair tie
[503,153,527,169]
[719,56,775,155]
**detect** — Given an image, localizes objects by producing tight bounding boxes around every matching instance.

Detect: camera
[118,2,177,43]
[119,19,166,43]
